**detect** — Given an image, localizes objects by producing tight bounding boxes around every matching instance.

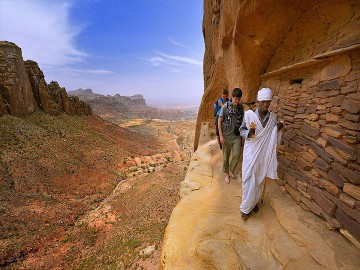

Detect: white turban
[257,88,272,101]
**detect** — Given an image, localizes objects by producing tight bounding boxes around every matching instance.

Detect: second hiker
[218,87,244,184]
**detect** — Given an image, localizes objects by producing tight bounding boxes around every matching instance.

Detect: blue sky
[0,0,204,104]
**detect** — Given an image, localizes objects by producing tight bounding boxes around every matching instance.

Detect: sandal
[241,212,249,220]
[253,205,259,214]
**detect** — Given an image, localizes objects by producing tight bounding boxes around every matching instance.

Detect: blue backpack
[214,100,221,117]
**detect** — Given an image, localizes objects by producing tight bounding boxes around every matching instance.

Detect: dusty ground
[0,111,195,269]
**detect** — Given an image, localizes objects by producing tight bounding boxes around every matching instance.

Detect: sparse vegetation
[0,111,196,269]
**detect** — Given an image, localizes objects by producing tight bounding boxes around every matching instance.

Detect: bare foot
[224,174,230,184]
[229,170,236,179]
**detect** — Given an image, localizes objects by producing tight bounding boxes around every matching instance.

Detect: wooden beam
[260,58,327,78]
[314,43,360,59]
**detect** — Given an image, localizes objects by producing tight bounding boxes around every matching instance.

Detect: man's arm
[218,115,224,143]
[218,106,225,143]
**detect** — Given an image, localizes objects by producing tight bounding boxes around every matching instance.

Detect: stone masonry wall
[262,51,360,241]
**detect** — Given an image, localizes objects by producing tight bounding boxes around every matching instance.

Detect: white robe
[240,110,280,214]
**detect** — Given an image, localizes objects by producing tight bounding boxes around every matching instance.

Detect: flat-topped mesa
[0,41,36,116]
[114,94,146,106]
[0,41,92,117]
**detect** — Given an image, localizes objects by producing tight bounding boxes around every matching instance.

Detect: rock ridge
[0,41,92,117]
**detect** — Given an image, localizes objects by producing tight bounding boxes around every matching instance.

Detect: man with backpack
[214,89,229,149]
[218,88,244,184]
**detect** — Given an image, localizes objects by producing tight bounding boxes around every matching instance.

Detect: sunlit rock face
[0,41,92,117]
[0,41,36,116]
[194,0,360,243]
[24,60,62,115]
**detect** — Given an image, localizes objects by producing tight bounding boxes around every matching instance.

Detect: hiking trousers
[222,136,242,174]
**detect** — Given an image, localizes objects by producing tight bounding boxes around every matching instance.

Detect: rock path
[161,141,360,270]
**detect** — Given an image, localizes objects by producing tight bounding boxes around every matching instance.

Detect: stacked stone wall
[263,50,360,240]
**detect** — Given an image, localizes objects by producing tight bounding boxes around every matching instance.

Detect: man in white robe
[239,88,283,220]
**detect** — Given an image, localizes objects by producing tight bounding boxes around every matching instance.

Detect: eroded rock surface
[0,41,92,117]
[161,141,360,269]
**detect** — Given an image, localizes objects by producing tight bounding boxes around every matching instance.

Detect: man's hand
[277,121,284,131]
[220,135,225,144]
[248,128,256,138]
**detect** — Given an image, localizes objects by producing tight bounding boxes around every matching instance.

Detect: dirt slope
[1,110,191,268]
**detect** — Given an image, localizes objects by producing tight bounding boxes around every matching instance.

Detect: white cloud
[146,56,167,67]
[169,37,203,58]
[0,0,86,66]
[61,67,115,75]
[169,37,187,48]
[143,51,202,68]
[156,52,202,66]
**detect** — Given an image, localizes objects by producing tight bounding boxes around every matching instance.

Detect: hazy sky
[0,0,204,103]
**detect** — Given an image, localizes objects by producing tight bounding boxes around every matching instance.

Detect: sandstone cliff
[0,41,92,117]
[193,0,360,244]
[0,42,36,116]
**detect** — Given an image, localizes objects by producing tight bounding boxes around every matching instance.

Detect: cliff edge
[161,141,360,269]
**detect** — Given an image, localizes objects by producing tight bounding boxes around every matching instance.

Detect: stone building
[196,0,360,242]
[0,41,92,117]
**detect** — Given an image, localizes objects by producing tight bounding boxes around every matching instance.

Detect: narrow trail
[161,140,360,270]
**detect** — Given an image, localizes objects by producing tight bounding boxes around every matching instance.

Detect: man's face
[232,96,241,106]
[222,94,228,101]
[258,100,271,112]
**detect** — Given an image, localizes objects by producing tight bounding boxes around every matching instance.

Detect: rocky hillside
[0,40,197,268]
[0,41,91,117]
[0,110,168,267]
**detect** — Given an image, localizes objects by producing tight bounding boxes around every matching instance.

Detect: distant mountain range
[67,88,150,114]
[68,88,198,120]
